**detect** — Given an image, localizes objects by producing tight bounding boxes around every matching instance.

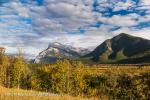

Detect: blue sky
[0,0,150,57]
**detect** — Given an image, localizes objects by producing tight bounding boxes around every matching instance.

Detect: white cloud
[46,2,92,19]
[141,0,150,5]
[111,27,150,40]
[113,0,135,11]
[98,14,138,27]
[0,0,150,58]
[8,2,30,18]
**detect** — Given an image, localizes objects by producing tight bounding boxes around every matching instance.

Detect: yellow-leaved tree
[0,48,10,87]
[10,50,28,89]
[71,61,86,97]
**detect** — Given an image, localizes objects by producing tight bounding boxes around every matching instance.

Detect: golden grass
[85,65,150,75]
[0,86,98,100]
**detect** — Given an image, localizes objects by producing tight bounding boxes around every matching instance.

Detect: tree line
[0,49,149,99]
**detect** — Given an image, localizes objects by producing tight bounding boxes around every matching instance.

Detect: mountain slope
[34,42,90,63]
[84,33,150,64]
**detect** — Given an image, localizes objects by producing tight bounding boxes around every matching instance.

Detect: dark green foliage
[117,54,150,64]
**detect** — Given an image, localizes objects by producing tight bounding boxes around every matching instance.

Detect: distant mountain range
[34,33,150,64]
[84,33,150,64]
[34,42,90,63]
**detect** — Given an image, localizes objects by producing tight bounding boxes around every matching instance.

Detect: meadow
[85,64,150,75]
[0,86,91,100]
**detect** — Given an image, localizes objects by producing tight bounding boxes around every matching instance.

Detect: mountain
[34,42,90,63]
[84,33,150,64]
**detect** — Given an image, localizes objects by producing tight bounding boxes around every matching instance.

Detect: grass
[0,86,99,100]
[85,65,150,75]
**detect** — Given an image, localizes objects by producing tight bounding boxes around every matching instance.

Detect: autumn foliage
[0,50,149,99]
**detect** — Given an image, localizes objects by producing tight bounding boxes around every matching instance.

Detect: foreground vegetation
[0,50,150,99]
[0,86,89,100]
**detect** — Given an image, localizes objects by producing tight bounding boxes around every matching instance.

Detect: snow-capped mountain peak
[34,42,90,63]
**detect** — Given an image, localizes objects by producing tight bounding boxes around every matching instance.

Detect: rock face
[84,33,150,64]
[34,42,90,63]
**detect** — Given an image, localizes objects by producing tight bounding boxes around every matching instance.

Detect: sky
[0,0,150,58]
